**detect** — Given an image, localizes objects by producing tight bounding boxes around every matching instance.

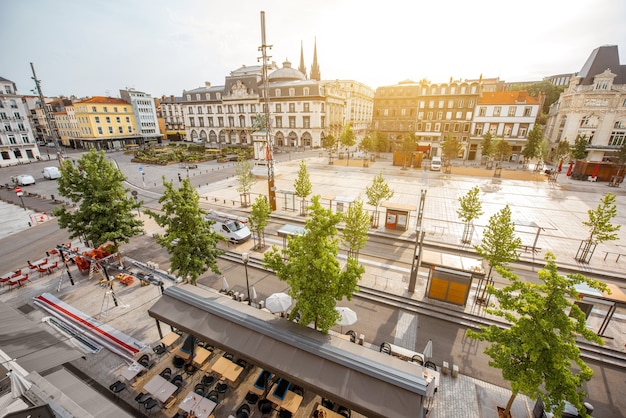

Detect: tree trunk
[498,390,518,418]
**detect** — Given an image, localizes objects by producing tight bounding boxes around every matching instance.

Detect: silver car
[12,174,36,186]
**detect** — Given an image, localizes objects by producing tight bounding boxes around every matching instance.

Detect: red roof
[75,96,130,105]
[478,91,540,105]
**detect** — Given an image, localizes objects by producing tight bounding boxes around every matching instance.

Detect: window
[218,117,224,127]
[228,116,234,127]
[276,104,282,113]
[448,100,454,108]
[458,100,464,108]
[206,93,210,100]
[437,111,443,120]
[216,93,221,100]
[97,127,103,135]
[208,106,213,114]
[126,116,130,123]
[92,106,97,112]
[196,94,201,100]
[428,100,435,108]
[454,123,460,132]
[189,118,195,127]
[289,116,296,128]
[116,116,121,123]
[303,87,309,95]
[427,111,433,120]
[276,116,282,128]
[468,99,475,108]
[118,126,123,133]
[238,104,245,113]
[197,106,203,114]
[275,89,281,97]
[438,100,444,108]
[460,86,467,94]
[595,80,608,90]
[523,107,532,117]
[227,105,233,114]
[493,106,501,116]
[303,103,310,112]
[106,116,111,123]
[8,135,16,144]
[289,103,295,113]
[128,126,132,133]
[289,88,295,96]
[198,117,204,127]
[103,107,108,112]
[434,123,441,131]
[455,112,462,119]
[239,115,245,127]
[303,116,310,129]
[519,126,528,137]
[425,123,431,131]
[95,116,101,123]
[444,123,450,132]
[508,107,516,117]
[609,130,626,146]
[217,105,222,113]
[250,104,256,113]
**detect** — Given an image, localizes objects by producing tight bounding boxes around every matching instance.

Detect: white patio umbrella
[221,276,229,292]
[335,307,358,333]
[8,370,32,398]
[423,339,433,362]
[250,286,257,303]
[265,292,292,314]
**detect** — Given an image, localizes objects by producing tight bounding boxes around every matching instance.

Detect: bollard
[442,361,450,375]
[451,364,459,377]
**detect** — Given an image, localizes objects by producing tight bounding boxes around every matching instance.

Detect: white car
[13,174,36,186]
[430,156,442,171]
[42,166,61,180]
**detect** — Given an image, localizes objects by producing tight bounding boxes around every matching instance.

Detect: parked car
[42,166,61,180]
[11,174,36,186]
[430,156,442,171]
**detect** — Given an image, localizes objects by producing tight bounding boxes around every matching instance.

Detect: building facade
[0,77,40,167]
[119,88,162,143]
[471,91,542,162]
[545,45,626,162]
[158,95,186,141]
[72,96,139,149]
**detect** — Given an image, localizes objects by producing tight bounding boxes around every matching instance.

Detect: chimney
[171,95,175,102]
[205,81,211,88]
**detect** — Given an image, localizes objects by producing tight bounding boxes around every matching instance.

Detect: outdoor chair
[184,363,197,377]
[17,274,30,287]
[37,265,48,277]
[173,412,189,418]
[291,385,304,397]
[345,330,357,342]
[245,391,259,404]
[171,374,184,386]
[412,354,424,366]
[216,382,228,400]
[172,356,185,369]
[223,352,234,361]
[258,399,274,416]
[337,406,351,418]
[278,409,293,418]
[194,383,205,397]
[206,390,219,403]
[138,354,150,367]
[153,344,167,356]
[201,374,215,388]
[109,380,126,398]
[424,361,437,370]
[321,398,335,410]
[235,358,247,369]
[159,367,172,380]
[144,397,159,415]
[135,392,151,411]
[236,403,251,418]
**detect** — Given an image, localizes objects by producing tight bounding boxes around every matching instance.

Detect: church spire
[310,37,321,81]
[298,40,307,79]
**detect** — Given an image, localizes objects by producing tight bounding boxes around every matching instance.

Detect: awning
[148,285,428,418]
[0,302,83,374]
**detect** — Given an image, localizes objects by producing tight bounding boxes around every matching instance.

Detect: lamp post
[242,252,251,305]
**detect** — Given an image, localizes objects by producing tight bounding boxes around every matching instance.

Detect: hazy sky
[2,0,625,98]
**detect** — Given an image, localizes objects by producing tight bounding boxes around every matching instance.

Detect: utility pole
[30,63,64,161]
[408,189,427,293]
[259,11,276,210]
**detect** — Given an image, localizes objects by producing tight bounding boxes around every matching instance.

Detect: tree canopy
[583,192,620,245]
[145,178,223,284]
[340,124,356,164]
[481,132,495,159]
[372,131,389,154]
[508,81,565,114]
[441,135,462,162]
[494,139,513,162]
[54,149,143,250]
[249,194,271,249]
[365,172,394,228]
[263,195,364,332]
[401,133,417,168]
[467,253,606,418]
[457,186,483,243]
[340,199,370,260]
[294,160,312,215]
[521,125,543,162]
[572,135,588,160]
[235,155,256,207]
[551,140,571,163]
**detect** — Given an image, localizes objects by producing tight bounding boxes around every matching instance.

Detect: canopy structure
[148,285,431,418]
[575,282,626,336]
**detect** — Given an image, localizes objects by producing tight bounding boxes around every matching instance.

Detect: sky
[2,0,625,99]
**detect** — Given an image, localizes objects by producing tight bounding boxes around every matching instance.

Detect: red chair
[11,269,22,277]
[37,266,48,277]
[0,276,10,287]
[17,273,29,287]
[48,261,59,273]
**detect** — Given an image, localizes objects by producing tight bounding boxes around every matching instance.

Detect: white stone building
[0,77,40,167]
[119,88,162,144]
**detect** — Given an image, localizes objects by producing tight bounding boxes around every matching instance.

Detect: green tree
[251,113,267,131]
[340,199,370,260]
[467,253,606,418]
[474,205,521,302]
[572,135,588,160]
[481,132,495,160]
[521,125,543,163]
[577,193,621,263]
[372,131,389,155]
[441,134,462,163]
[457,186,483,244]
[294,160,312,216]
[365,172,394,228]
[339,124,356,165]
[508,81,565,115]
[494,139,513,162]
[322,134,337,164]
[235,155,256,207]
[54,149,143,251]
[615,143,626,165]
[249,194,271,250]
[263,195,364,332]
[145,178,223,285]
[400,133,417,169]
[359,134,375,157]
[549,140,571,164]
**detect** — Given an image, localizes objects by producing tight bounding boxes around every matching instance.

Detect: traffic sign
[15,187,23,197]
[139,166,143,172]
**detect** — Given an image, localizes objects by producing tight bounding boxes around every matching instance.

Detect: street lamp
[242,252,251,305]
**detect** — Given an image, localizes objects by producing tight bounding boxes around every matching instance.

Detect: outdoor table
[179,389,218,417]
[30,258,48,266]
[8,275,26,289]
[192,346,211,367]
[144,375,178,403]
[211,357,243,383]
[314,404,344,418]
[120,362,145,381]
[38,262,53,274]
[269,387,303,414]
[160,331,180,348]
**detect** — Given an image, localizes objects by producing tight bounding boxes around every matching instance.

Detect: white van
[205,210,251,244]
[43,166,61,180]
[430,156,442,171]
